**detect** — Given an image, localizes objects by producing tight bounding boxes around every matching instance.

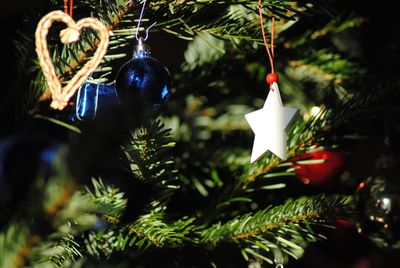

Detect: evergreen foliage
[1,0,397,267]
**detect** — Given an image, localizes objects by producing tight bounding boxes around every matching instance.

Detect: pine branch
[27,188,110,267]
[0,192,92,268]
[84,211,198,258]
[201,195,349,263]
[82,122,197,257]
[0,224,33,268]
[288,49,365,85]
[123,120,179,206]
[287,16,364,48]
[85,178,128,217]
[83,179,198,256]
[30,234,82,268]
[0,174,110,267]
[118,212,198,251]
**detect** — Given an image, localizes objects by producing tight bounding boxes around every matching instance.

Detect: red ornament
[335,216,356,230]
[290,150,347,186]
[334,216,358,241]
[266,73,279,84]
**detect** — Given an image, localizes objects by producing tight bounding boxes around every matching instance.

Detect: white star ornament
[245,82,298,163]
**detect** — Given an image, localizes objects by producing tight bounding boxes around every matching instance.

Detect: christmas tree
[1,0,399,267]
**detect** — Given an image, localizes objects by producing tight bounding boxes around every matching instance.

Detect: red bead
[266,73,279,84]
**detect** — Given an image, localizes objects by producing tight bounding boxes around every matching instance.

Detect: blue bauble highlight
[71,81,119,121]
[116,44,172,108]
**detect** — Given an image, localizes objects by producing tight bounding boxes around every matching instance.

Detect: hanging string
[135,0,157,41]
[64,0,74,17]
[69,0,74,17]
[258,0,275,74]
[271,16,275,58]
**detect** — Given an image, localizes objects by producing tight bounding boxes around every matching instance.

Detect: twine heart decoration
[35,10,109,110]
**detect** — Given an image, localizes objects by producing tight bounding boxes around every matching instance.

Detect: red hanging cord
[64,0,74,17]
[258,0,278,87]
[69,0,74,18]
[271,16,275,58]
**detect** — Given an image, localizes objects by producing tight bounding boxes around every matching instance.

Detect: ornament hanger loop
[135,0,157,42]
[64,0,74,17]
[258,0,276,74]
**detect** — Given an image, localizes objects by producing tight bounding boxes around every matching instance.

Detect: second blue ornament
[115,39,172,108]
[71,81,119,122]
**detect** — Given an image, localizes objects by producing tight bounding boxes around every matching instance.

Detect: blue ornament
[71,81,119,121]
[116,41,172,108]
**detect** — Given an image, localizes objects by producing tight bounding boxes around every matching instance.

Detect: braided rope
[35,10,109,110]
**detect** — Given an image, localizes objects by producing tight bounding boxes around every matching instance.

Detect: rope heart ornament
[35,10,109,110]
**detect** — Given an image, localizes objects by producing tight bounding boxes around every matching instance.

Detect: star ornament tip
[245,82,298,163]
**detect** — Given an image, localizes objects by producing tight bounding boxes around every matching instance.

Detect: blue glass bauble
[115,43,172,108]
[71,81,119,122]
